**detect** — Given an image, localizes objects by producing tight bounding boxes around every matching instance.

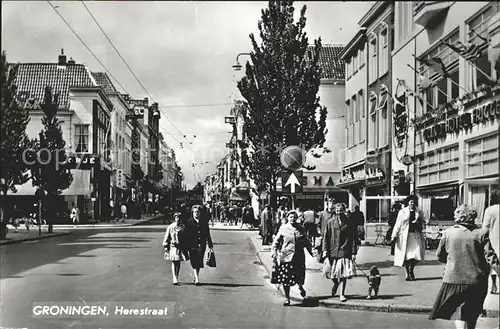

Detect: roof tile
[91,72,118,94]
[14,63,98,109]
[308,44,345,80]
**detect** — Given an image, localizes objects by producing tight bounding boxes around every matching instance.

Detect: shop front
[364,151,392,224]
[416,86,500,224]
[336,162,366,210]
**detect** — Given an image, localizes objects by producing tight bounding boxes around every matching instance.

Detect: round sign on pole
[280,145,306,171]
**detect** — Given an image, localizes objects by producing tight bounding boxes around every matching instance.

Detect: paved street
[1,218,498,329]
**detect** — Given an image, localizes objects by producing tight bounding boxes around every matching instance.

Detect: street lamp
[232,53,251,71]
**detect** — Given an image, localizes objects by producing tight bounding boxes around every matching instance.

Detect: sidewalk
[210,222,259,231]
[250,233,499,317]
[0,227,70,246]
[1,215,161,246]
[52,215,162,229]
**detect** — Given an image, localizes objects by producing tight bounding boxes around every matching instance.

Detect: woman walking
[391,195,427,281]
[185,205,214,285]
[163,212,189,285]
[271,210,314,306]
[321,203,358,302]
[429,205,489,329]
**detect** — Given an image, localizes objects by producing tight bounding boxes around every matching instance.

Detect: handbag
[206,249,216,267]
[322,257,332,279]
[270,259,279,284]
[164,249,170,261]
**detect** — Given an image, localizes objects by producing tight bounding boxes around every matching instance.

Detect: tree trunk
[0,190,7,240]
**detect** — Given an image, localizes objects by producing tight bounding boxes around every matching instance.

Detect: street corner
[0,231,71,246]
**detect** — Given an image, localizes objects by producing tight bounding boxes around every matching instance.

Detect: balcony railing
[413,1,452,26]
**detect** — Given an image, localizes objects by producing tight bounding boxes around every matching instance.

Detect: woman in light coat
[163,212,189,285]
[272,210,314,306]
[391,195,427,281]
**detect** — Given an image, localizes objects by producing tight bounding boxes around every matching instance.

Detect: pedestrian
[242,204,255,228]
[351,205,365,244]
[321,202,358,302]
[162,212,189,285]
[391,195,427,281]
[302,206,317,246]
[120,203,127,222]
[10,204,19,233]
[387,203,402,256]
[315,197,336,262]
[70,202,80,228]
[429,204,489,329]
[271,210,314,306]
[260,204,273,245]
[184,205,214,285]
[480,189,499,295]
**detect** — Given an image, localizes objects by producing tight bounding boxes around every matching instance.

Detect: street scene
[1,1,500,329]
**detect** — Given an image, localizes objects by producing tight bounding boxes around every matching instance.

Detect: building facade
[392,1,499,223]
[13,51,113,222]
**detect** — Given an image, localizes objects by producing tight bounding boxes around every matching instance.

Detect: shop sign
[366,167,385,180]
[424,99,500,142]
[338,170,366,184]
[301,173,339,188]
[64,154,100,170]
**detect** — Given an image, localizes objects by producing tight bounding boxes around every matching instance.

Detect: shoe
[173,282,179,286]
[283,300,290,306]
[366,295,372,300]
[339,295,347,302]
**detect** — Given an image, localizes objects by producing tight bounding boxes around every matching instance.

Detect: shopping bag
[206,249,216,267]
[322,257,332,279]
[270,260,279,284]
[164,249,170,261]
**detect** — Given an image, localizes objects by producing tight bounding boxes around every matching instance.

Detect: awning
[8,169,91,196]
[229,190,249,201]
[336,178,365,189]
[417,181,459,198]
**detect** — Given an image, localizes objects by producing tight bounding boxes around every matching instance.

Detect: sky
[2,0,374,188]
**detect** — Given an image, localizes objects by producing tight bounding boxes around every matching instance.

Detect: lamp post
[232,53,252,71]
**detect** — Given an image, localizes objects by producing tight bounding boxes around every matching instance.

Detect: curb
[211,227,259,232]
[52,216,163,229]
[249,235,499,318]
[0,232,71,246]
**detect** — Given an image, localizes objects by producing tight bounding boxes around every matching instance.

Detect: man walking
[316,197,336,261]
[70,202,80,228]
[303,206,316,245]
[351,205,365,245]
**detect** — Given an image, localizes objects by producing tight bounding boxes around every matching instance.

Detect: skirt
[189,247,206,269]
[429,281,488,321]
[164,247,189,262]
[324,257,356,279]
[405,232,425,262]
[276,261,306,286]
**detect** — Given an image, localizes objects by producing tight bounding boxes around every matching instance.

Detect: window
[75,125,89,153]
[369,35,378,83]
[417,145,460,186]
[396,2,414,45]
[345,100,350,129]
[358,90,365,142]
[368,95,378,150]
[467,133,499,178]
[353,55,358,74]
[346,60,351,79]
[352,95,358,145]
[419,30,459,79]
[378,93,389,148]
[379,25,389,76]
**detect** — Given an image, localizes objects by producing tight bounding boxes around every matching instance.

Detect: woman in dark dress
[184,205,214,285]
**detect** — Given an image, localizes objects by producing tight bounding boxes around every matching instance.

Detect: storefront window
[467,133,499,178]
[417,145,460,186]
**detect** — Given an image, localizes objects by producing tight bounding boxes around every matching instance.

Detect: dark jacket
[184,217,213,251]
[322,214,358,259]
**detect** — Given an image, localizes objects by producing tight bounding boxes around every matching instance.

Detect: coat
[271,223,313,263]
[322,214,358,259]
[184,217,214,252]
[260,209,273,242]
[391,207,427,267]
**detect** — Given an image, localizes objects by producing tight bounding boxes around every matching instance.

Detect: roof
[14,62,98,109]
[339,28,367,60]
[91,72,118,94]
[358,1,392,28]
[308,44,345,80]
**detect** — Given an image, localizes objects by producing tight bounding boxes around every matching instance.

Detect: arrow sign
[281,170,303,194]
[285,172,300,193]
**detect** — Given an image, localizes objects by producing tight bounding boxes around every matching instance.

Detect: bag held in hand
[206,249,216,267]
[270,259,279,284]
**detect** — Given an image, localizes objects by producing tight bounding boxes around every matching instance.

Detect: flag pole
[410,54,471,94]
[396,78,437,112]
[406,64,451,98]
[440,42,495,83]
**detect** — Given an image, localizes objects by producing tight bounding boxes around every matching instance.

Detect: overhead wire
[78,0,192,145]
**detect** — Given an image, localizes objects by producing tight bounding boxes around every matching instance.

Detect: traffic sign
[281,170,303,194]
[280,145,306,171]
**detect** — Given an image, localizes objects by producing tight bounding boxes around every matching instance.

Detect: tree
[31,86,73,233]
[0,52,33,238]
[237,1,327,208]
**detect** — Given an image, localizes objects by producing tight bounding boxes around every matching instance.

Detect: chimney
[58,49,67,65]
[68,57,75,64]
